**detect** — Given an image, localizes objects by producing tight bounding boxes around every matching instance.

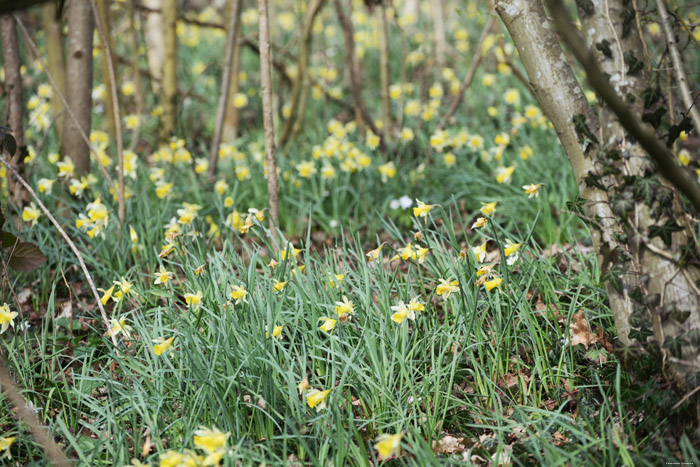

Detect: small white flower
[399,195,413,209]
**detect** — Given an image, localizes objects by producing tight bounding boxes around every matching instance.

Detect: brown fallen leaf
[569,310,598,349]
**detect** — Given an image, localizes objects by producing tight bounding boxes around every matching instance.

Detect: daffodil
[184,291,203,308]
[22,203,41,225]
[472,217,487,229]
[472,242,487,263]
[319,317,337,333]
[280,245,302,261]
[298,378,310,394]
[231,285,248,304]
[375,432,403,458]
[366,244,383,262]
[153,336,175,356]
[480,201,498,216]
[99,285,115,305]
[0,304,18,335]
[109,317,132,338]
[504,240,523,266]
[335,296,354,317]
[266,325,284,339]
[0,436,15,459]
[193,426,230,453]
[413,199,437,218]
[484,277,503,291]
[306,388,331,411]
[523,183,542,198]
[392,242,416,262]
[154,266,173,285]
[391,299,422,324]
[495,165,515,184]
[273,281,288,293]
[436,278,459,300]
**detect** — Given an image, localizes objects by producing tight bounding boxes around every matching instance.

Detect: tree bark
[62,0,94,174]
[96,0,116,139]
[161,0,177,140]
[208,0,242,179]
[377,1,391,141]
[259,0,279,231]
[143,0,164,93]
[41,2,66,147]
[222,0,243,141]
[128,0,145,150]
[497,0,700,419]
[1,14,24,204]
[431,0,447,67]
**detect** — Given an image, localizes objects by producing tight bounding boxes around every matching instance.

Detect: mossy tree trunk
[41,2,66,147]
[96,0,116,140]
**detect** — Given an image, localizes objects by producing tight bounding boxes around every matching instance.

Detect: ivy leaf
[596,39,612,58]
[566,195,586,216]
[641,87,661,109]
[666,116,693,147]
[649,218,684,246]
[573,114,599,144]
[633,177,660,205]
[0,128,17,156]
[612,194,634,222]
[7,241,47,272]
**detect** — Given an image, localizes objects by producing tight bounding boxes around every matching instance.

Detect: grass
[0,1,698,465]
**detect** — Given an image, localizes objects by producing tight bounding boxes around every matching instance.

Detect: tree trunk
[96,0,116,139]
[222,0,243,141]
[161,0,177,140]
[377,2,391,141]
[143,0,164,93]
[334,0,379,136]
[279,0,326,147]
[62,0,94,174]
[496,0,700,419]
[208,0,243,179]
[41,2,66,147]
[128,0,145,150]
[1,14,24,205]
[431,0,447,67]
[258,0,279,231]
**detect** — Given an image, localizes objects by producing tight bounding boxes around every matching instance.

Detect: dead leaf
[569,310,598,349]
[17,288,31,305]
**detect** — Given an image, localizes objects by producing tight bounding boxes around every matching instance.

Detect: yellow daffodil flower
[306,388,331,411]
[480,201,498,216]
[193,426,230,453]
[184,291,203,308]
[436,279,459,300]
[413,199,437,218]
[154,266,173,285]
[319,317,337,333]
[0,304,18,335]
[523,184,542,198]
[484,277,503,291]
[231,285,248,304]
[375,432,403,458]
[153,337,175,356]
[472,243,487,263]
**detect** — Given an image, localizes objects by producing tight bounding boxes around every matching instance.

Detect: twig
[0,361,71,467]
[90,0,125,227]
[441,16,496,127]
[0,157,119,347]
[655,0,700,134]
[13,15,118,201]
[208,0,242,180]
[671,381,700,409]
[545,0,700,212]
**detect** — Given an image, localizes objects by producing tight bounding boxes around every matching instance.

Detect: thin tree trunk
[259,0,279,232]
[129,0,145,150]
[377,2,391,141]
[41,2,66,147]
[279,0,326,147]
[431,0,447,67]
[143,0,164,93]
[161,0,177,140]
[91,0,125,226]
[334,0,379,136]
[1,15,24,205]
[62,0,94,174]
[208,0,242,179]
[96,0,116,139]
[222,1,243,141]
